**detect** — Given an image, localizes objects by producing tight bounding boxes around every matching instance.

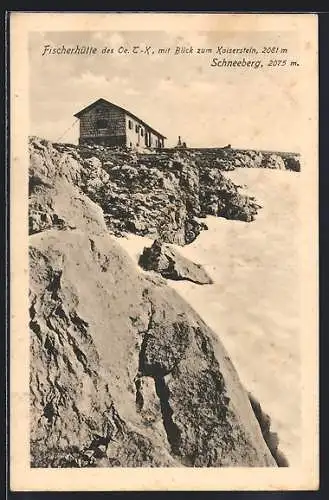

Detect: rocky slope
[30,138,265,245]
[188,147,301,173]
[30,229,278,467]
[28,137,290,467]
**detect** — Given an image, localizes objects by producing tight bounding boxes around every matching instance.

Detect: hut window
[135,124,139,133]
[96,119,108,129]
[141,129,144,137]
[128,119,133,129]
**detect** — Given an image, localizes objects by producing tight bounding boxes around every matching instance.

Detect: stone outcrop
[263,154,286,170]
[189,148,300,172]
[283,155,301,172]
[29,137,262,244]
[30,229,277,467]
[28,136,289,468]
[199,167,261,221]
[139,239,213,284]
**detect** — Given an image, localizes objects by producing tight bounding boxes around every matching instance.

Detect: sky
[29,29,302,151]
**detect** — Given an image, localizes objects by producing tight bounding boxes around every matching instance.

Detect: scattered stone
[139,239,213,284]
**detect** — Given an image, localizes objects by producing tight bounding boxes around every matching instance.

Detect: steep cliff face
[28,137,287,467]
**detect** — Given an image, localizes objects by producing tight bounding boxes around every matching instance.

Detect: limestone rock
[28,137,286,468]
[29,179,107,235]
[199,168,261,222]
[249,393,289,467]
[29,230,277,467]
[284,155,301,172]
[262,154,286,170]
[29,137,264,245]
[139,239,213,285]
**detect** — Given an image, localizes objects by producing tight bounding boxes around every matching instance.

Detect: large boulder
[139,239,213,285]
[29,229,277,467]
[29,138,107,235]
[234,151,264,169]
